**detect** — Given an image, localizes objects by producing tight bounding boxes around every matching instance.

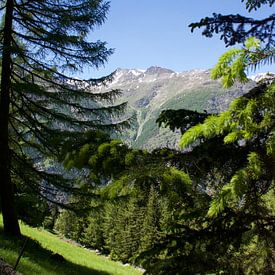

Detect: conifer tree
[0,0,127,236]
[54,209,84,241]
[82,207,105,249]
[102,201,120,254]
[179,51,274,273]
[139,186,161,253]
[150,1,275,272]
[181,3,274,272]
[189,0,274,49]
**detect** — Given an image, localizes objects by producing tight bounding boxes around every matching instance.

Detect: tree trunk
[0,0,21,236]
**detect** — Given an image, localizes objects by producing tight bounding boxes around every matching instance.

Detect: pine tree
[54,209,85,241]
[102,201,119,255]
[103,200,130,261]
[0,0,127,236]
[82,208,105,250]
[121,196,144,262]
[139,185,161,253]
[179,57,274,275]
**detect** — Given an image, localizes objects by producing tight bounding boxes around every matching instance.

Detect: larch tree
[0,0,127,236]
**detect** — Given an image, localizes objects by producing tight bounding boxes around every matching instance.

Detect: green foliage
[152,2,274,272]
[64,135,133,185]
[54,210,85,242]
[43,2,275,274]
[208,151,266,218]
[157,108,209,133]
[0,0,130,235]
[139,186,161,253]
[180,83,274,149]
[82,209,105,250]
[117,197,144,262]
[55,154,199,267]
[181,82,274,218]
[174,4,275,270]
[211,37,274,87]
[211,48,247,87]
[102,201,123,255]
[189,1,274,48]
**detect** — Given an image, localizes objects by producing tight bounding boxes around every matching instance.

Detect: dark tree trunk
[0,0,21,236]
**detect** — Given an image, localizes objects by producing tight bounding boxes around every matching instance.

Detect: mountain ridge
[96,67,271,149]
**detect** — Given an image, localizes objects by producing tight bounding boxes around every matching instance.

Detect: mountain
[249,72,275,83]
[97,66,256,149]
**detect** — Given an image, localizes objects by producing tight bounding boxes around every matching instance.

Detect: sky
[80,0,274,79]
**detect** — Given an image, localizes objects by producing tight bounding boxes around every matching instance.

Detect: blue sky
[81,0,274,78]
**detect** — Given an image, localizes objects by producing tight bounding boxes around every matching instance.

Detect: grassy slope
[0,216,142,275]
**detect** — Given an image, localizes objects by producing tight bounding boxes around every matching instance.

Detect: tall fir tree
[0,0,127,236]
[139,185,161,253]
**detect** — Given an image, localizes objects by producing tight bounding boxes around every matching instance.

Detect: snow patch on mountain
[94,66,269,149]
[249,72,274,82]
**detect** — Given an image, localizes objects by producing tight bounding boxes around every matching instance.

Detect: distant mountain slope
[98,66,256,149]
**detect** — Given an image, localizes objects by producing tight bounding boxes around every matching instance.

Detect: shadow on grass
[0,227,110,275]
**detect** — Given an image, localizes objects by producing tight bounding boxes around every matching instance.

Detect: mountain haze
[98,66,256,149]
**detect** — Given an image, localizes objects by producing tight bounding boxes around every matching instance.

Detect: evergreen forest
[0,0,274,274]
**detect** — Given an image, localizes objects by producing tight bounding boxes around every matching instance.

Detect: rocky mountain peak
[92,66,275,149]
[145,66,175,75]
[103,67,257,149]
[249,72,275,83]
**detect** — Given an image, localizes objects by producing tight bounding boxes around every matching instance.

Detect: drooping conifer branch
[0,0,130,235]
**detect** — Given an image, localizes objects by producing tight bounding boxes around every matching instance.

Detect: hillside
[0,215,143,275]
[98,66,255,149]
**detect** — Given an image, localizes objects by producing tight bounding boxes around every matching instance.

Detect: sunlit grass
[0,215,143,275]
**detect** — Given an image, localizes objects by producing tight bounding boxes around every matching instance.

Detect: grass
[0,215,143,275]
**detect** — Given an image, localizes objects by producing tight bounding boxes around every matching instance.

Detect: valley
[99,66,255,149]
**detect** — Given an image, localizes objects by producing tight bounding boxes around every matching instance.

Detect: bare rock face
[0,259,22,275]
[145,66,174,75]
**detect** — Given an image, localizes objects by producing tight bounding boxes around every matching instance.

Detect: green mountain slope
[100,67,255,149]
[0,215,143,275]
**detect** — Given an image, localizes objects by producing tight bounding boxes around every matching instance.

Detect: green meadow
[0,215,143,275]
